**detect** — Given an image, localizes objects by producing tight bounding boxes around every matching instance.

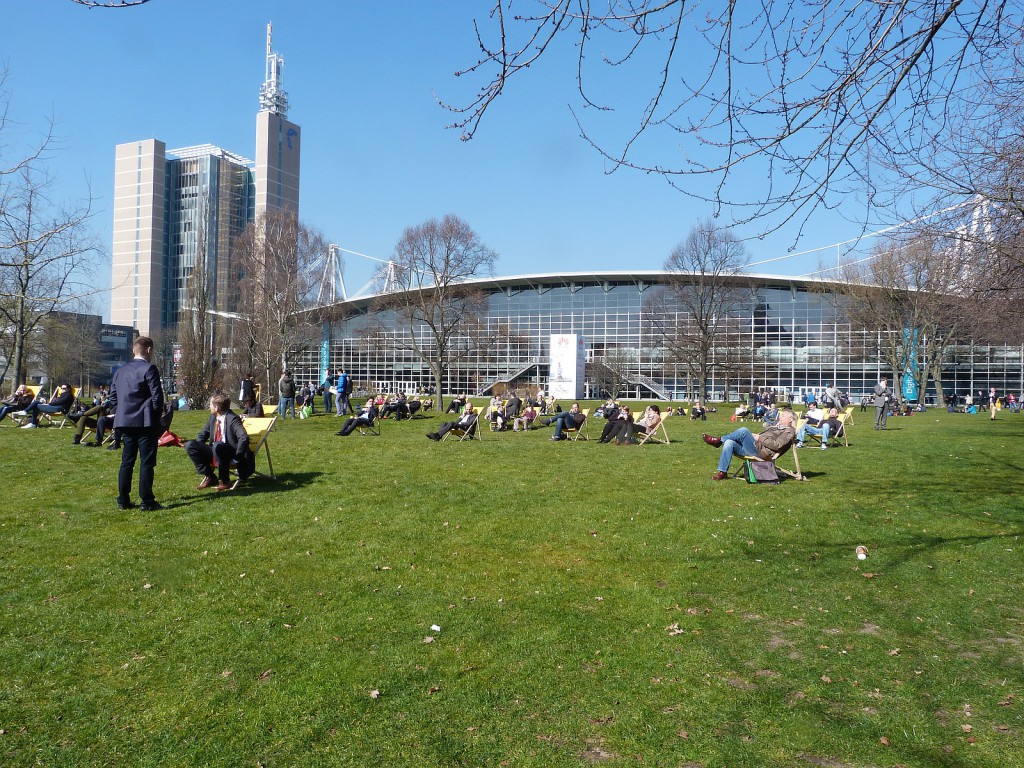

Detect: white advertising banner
[549,334,586,400]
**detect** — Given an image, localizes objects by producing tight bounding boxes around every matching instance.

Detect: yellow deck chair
[732,428,805,481]
[637,417,670,445]
[442,410,481,442]
[9,385,42,426]
[561,408,590,441]
[44,386,82,428]
[230,415,278,487]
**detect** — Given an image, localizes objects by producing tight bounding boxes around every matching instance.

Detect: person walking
[109,336,165,511]
[873,376,892,431]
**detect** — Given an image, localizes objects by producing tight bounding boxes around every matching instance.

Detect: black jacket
[196,411,251,456]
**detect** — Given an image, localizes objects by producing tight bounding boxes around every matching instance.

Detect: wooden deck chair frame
[843,404,855,427]
[732,441,805,481]
[7,385,42,426]
[229,416,278,488]
[561,408,590,442]
[637,418,670,445]
[442,412,481,442]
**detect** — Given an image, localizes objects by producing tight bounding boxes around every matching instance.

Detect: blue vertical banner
[902,328,920,401]
[320,322,331,381]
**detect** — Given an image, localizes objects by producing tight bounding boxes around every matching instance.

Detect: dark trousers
[340,416,371,436]
[118,427,159,505]
[97,415,114,444]
[185,440,253,482]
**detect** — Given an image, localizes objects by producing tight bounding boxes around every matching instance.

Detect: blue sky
[4,0,884,317]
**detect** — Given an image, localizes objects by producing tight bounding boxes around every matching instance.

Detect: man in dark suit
[109,336,165,510]
[185,393,253,491]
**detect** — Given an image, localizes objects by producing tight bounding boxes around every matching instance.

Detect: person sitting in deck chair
[545,402,585,441]
[702,409,797,481]
[624,404,662,444]
[20,383,75,428]
[336,399,380,436]
[513,403,537,432]
[0,385,35,421]
[795,407,842,450]
[185,394,253,491]
[426,402,477,441]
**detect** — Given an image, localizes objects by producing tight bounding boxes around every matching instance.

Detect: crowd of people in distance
[10,364,1024,499]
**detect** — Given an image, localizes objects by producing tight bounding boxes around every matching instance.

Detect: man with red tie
[185,393,254,492]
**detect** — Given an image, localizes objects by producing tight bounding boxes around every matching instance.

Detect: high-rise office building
[110,25,300,337]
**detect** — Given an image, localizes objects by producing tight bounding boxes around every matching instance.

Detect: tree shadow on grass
[814,526,1024,571]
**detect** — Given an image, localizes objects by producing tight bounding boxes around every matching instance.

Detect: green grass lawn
[1,402,1021,767]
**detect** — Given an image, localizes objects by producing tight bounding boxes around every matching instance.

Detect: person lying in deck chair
[426,402,477,441]
[702,409,797,481]
[336,399,379,436]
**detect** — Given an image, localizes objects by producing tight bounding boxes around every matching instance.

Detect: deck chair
[7,385,41,426]
[637,418,670,445]
[43,387,82,428]
[842,405,855,427]
[562,408,590,441]
[230,416,278,488]
[357,412,381,436]
[442,411,481,442]
[803,413,849,448]
[732,439,805,481]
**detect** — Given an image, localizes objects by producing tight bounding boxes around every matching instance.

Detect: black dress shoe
[139,502,164,511]
[117,501,137,510]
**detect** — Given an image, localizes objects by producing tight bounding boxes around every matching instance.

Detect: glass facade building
[296,271,1024,403]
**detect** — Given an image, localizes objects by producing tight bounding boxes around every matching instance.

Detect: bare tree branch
[443,1,1014,238]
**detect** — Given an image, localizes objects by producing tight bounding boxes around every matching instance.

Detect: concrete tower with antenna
[254,22,301,217]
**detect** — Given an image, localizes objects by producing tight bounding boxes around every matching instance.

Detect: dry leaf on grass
[879,736,891,746]
[257,669,273,681]
[369,689,380,699]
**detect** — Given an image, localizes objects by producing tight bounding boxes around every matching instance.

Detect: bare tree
[69,0,152,7]
[835,234,969,404]
[40,310,104,392]
[0,163,100,388]
[175,217,221,405]
[234,209,325,397]
[644,220,751,406]
[587,346,634,399]
[371,215,497,411]
[445,2,1013,236]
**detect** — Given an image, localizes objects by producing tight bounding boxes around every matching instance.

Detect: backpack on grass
[745,460,779,484]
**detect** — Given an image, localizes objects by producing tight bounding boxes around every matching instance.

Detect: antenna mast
[259,22,289,117]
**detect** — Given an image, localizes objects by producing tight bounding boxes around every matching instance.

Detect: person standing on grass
[873,377,892,430]
[278,370,296,419]
[322,369,337,414]
[337,368,352,416]
[109,336,165,511]
[988,387,998,420]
